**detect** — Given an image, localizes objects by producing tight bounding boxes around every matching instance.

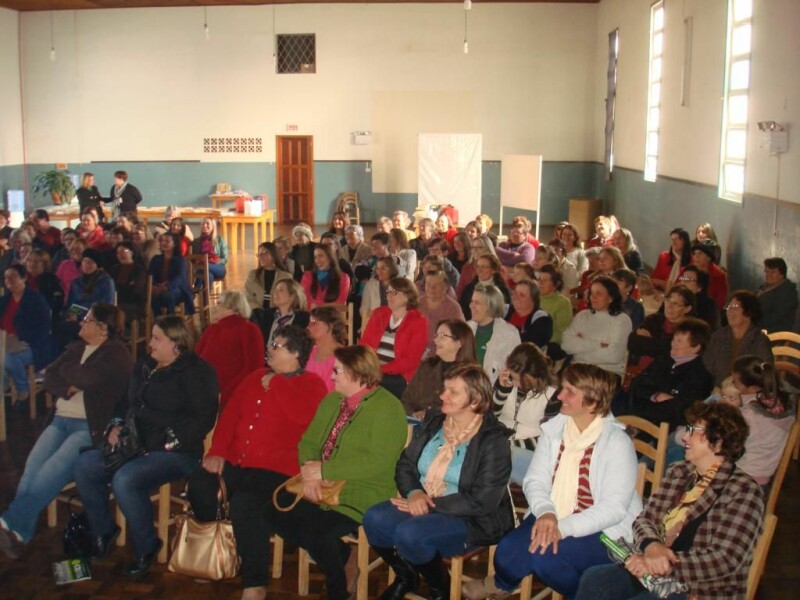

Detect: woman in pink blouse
[305,306,348,392]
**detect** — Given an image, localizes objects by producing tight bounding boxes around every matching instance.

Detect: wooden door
[276,136,314,224]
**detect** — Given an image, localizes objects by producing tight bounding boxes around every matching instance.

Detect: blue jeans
[4,347,34,394]
[2,417,91,542]
[74,448,200,557]
[207,263,226,284]
[510,447,534,485]
[362,500,470,564]
[493,514,612,600]
[575,563,687,600]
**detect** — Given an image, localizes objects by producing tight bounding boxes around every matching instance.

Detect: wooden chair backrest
[346,302,355,345]
[765,420,800,514]
[768,331,800,374]
[616,415,669,495]
[746,513,777,600]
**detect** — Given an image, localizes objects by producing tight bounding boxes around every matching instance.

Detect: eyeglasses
[332,366,345,375]
[434,332,457,340]
[724,303,742,311]
[677,276,697,282]
[270,342,287,350]
[686,424,706,436]
[82,316,98,324]
[386,288,399,296]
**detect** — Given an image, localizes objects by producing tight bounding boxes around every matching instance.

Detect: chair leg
[519,575,533,600]
[116,506,127,546]
[356,526,370,600]
[28,366,37,420]
[47,500,58,527]
[487,545,496,577]
[157,483,170,563]
[298,547,311,595]
[271,534,284,579]
[449,555,463,600]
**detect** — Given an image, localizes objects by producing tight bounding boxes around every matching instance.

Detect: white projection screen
[500,154,543,237]
[418,134,482,221]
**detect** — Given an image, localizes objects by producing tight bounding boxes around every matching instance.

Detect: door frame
[275,135,314,224]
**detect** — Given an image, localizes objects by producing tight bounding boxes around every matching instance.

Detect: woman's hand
[107,425,122,445]
[203,455,225,474]
[652,393,674,404]
[529,513,562,555]
[636,328,652,338]
[301,461,323,482]
[643,542,678,576]
[303,479,323,503]
[66,385,81,397]
[261,372,274,391]
[498,369,514,388]
[391,491,435,516]
[625,554,649,579]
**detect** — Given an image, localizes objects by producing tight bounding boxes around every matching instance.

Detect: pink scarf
[423,413,483,497]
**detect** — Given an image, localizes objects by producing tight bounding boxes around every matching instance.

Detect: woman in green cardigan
[272,344,408,600]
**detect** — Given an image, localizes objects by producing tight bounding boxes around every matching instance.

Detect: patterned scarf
[662,461,722,547]
[550,416,604,519]
[423,413,483,497]
[320,387,372,461]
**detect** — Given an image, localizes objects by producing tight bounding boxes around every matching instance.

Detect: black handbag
[100,413,145,473]
[62,497,93,558]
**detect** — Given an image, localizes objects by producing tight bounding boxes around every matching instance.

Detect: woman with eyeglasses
[576,402,763,600]
[459,254,512,322]
[272,344,408,600]
[306,306,349,392]
[672,265,720,331]
[360,276,429,398]
[418,270,465,356]
[703,290,772,387]
[196,290,265,409]
[0,304,132,559]
[401,319,476,419]
[187,325,328,600]
[74,316,218,576]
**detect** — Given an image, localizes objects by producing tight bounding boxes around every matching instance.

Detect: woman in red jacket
[187,324,328,597]
[195,290,265,409]
[360,276,428,399]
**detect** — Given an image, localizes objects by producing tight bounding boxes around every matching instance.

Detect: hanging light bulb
[463,11,469,55]
[464,0,472,10]
[204,7,210,40]
[463,40,469,55]
[50,46,56,61]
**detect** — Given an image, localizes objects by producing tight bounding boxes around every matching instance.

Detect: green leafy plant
[31,169,76,205]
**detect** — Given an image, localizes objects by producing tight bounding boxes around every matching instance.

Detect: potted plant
[31,169,76,206]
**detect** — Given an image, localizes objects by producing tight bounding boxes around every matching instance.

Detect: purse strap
[216,474,231,520]
[272,476,303,513]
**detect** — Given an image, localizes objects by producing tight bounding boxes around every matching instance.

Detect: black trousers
[272,498,359,600]
[186,464,289,588]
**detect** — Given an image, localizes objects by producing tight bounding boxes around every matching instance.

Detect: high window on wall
[719,0,753,202]
[604,29,620,179]
[644,1,664,182]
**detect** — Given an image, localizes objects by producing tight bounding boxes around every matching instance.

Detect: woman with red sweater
[360,276,428,399]
[187,324,328,598]
[195,290,265,409]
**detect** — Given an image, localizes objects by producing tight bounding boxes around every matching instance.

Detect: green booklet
[52,558,92,585]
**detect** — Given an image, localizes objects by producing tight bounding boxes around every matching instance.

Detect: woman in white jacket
[561,276,632,376]
[464,363,642,600]
[468,283,521,385]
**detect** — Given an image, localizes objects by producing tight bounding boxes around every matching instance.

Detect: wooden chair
[47,482,128,547]
[767,331,800,374]
[765,420,800,514]
[7,364,41,420]
[746,513,778,600]
[616,416,669,496]
[187,253,212,329]
[128,276,154,362]
[298,525,381,600]
[345,302,355,345]
[336,192,360,225]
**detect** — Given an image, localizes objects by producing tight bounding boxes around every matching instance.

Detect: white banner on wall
[418,134,482,220]
[500,154,543,238]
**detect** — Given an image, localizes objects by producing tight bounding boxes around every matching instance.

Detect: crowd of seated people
[1,203,797,600]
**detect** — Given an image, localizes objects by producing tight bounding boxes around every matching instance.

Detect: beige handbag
[272,474,346,512]
[168,475,239,580]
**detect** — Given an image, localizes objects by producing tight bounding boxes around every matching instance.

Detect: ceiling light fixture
[204,7,210,40]
[463,11,469,54]
[49,11,56,61]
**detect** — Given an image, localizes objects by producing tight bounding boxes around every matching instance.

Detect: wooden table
[221,210,276,254]
[136,207,224,225]
[210,195,240,210]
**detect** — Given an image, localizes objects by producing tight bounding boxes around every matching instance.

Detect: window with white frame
[644,1,664,182]
[719,0,753,201]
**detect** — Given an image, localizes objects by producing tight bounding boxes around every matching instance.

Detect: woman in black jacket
[73,316,218,576]
[76,172,106,221]
[363,363,514,600]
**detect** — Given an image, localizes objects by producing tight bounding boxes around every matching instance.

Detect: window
[644,1,664,182]
[719,0,753,201]
[276,34,316,74]
[604,29,619,179]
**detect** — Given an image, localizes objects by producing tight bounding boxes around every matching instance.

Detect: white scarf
[550,416,604,519]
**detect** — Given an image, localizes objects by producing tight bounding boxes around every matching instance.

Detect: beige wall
[0,8,23,166]
[596,0,799,203]
[19,4,598,173]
